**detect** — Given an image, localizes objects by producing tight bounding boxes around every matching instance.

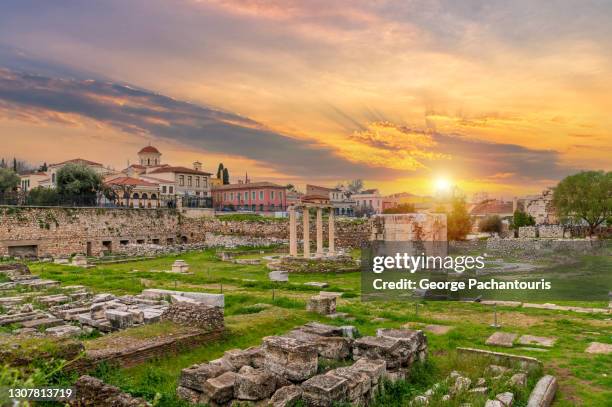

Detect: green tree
[222,168,230,185]
[383,203,416,214]
[27,186,59,205]
[510,210,535,229]
[0,168,20,193]
[478,215,502,235]
[216,163,224,179]
[12,158,17,172]
[553,170,611,236]
[38,162,48,172]
[446,197,472,241]
[56,164,103,196]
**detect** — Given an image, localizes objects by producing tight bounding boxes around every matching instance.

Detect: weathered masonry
[0,207,188,257]
[0,207,371,257]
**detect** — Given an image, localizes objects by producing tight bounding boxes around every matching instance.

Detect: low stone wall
[486,238,605,258]
[69,375,149,406]
[73,329,225,372]
[518,226,537,238]
[161,303,224,331]
[275,255,360,273]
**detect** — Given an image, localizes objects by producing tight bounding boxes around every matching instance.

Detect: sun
[434,177,451,192]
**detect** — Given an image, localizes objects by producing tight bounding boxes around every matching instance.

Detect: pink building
[212,182,288,212]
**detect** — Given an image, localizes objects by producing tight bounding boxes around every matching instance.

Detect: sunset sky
[1,0,611,197]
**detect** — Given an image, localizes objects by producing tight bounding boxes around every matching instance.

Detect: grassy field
[23,248,612,406]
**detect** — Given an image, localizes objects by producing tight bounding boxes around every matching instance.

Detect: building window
[169,186,173,194]
[244,191,249,201]
[270,191,275,200]
[162,186,167,193]
[179,175,184,186]
[251,191,256,200]
[259,191,264,200]
[224,192,227,201]
[196,177,200,187]
[187,176,192,186]
[203,178,208,188]
[279,191,283,199]
[230,192,234,201]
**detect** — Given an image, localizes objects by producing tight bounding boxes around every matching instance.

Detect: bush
[478,215,502,234]
[27,186,60,205]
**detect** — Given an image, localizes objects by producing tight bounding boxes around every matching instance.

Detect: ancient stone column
[316,207,323,256]
[289,206,298,257]
[303,207,310,258]
[328,208,335,255]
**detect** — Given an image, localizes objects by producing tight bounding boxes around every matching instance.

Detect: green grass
[13,248,612,406]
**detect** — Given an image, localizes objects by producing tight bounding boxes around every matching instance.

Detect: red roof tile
[105,177,159,187]
[138,145,161,154]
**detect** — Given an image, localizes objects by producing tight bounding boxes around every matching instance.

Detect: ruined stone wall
[182,217,370,249]
[0,207,371,257]
[486,237,605,258]
[69,375,149,407]
[161,303,224,331]
[0,207,186,257]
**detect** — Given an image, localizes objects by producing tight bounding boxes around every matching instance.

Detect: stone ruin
[0,262,60,291]
[0,264,224,337]
[176,322,427,406]
[68,375,150,407]
[410,361,556,407]
[306,295,336,315]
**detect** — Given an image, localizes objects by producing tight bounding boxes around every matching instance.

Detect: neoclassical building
[104,145,212,207]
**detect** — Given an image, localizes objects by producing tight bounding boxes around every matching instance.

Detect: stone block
[327,367,371,405]
[223,348,255,371]
[585,342,612,354]
[496,392,514,406]
[527,375,557,407]
[180,363,231,391]
[203,371,237,405]
[234,366,276,401]
[141,289,224,307]
[45,325,82,337]
[21,317,64,329]
[300,322,344,337]
[349,358,386,385]
[92,293,116,303]
[307,295,336,315]
[485,401,503,407]
[517,335,556,348]
[176,386,202,404]
[127,309,145,325]
[376,328,428,363]
[262,336,318,382]
[285,329,352,360]
[302,374,348,407]
[171,260,189,273]
[269,270,289,282]
[105,310,134,330]
[270,385,303,407]
[353,336,403,369]
[486,332,518,348]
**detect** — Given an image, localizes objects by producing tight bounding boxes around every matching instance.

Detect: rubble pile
[177,322,428,406]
